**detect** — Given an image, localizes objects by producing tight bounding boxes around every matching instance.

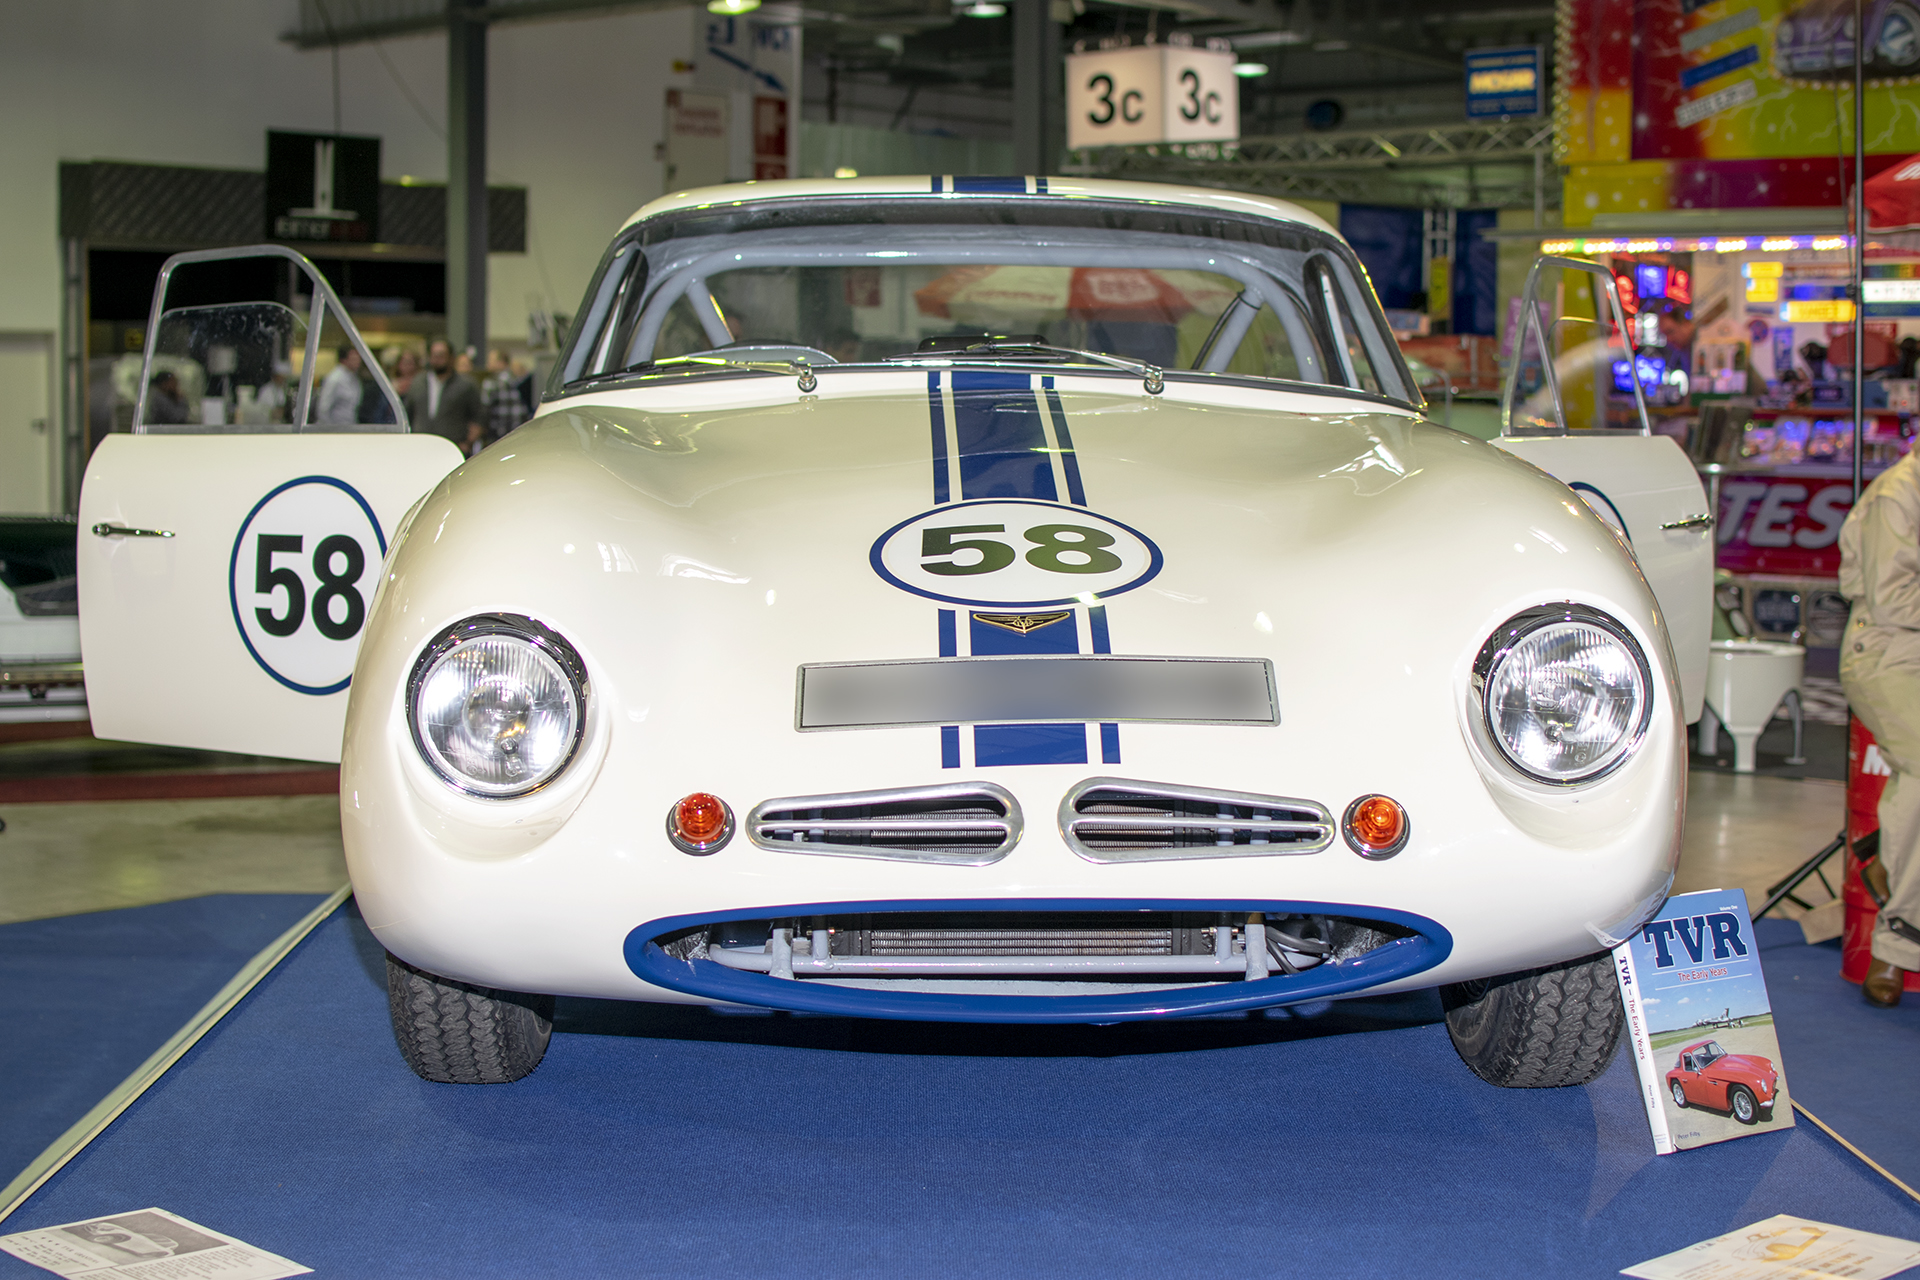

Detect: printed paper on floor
[1622,1213,1920,1279]
[0,1208,309,1280]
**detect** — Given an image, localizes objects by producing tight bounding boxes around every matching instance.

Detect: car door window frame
[134,244,408,434]
[1500,254,1650,439]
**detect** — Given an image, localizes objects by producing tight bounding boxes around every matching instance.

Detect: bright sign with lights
[1864,279,1920,302]
[1066,42,1239,150]
[1780,299,1856,322]
[1614,273,1638,315]
[1465,47,1542,119]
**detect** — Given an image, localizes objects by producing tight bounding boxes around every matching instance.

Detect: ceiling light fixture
[962,1,1006,15]
[1233,60,1270,77]
[1233,30,1307,48]
[706,0,760,13]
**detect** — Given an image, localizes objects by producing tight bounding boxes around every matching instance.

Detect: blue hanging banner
[1464,46,1542,120]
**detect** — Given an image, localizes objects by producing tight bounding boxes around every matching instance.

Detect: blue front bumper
[623,898,1454,1024]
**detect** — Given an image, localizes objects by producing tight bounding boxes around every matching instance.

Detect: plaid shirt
[482,371,525,442]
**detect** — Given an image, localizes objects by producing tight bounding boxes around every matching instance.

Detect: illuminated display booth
[1539,231,1920,647]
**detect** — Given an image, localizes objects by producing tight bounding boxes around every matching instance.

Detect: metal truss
[1064,120,1559,209]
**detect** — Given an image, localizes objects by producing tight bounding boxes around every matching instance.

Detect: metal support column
[59,238,86,514]
[447,0,488,356]
[1533,150,1544,230]
[1012,0,1059,177]
[1851,0,1866,503]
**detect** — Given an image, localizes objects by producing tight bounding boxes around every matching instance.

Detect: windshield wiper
[618,351,822,391]
[886,337,1164,396]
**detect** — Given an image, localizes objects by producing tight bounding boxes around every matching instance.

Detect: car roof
[1680,1038,1720,1052]
[619,176,1339,238]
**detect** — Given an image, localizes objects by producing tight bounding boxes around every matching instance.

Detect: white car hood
[377,369,1665,792]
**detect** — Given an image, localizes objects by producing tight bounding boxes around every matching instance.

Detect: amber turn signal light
[1342,794,1409,860]
[667,792,734,855]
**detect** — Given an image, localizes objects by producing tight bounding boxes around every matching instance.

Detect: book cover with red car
[1613,889,1794,1153]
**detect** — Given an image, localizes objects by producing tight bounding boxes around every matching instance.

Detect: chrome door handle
[1660,513,1713,531]
[91,523,175,539]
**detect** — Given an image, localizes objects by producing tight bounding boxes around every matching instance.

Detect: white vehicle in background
[76,179,1710,1090]
[0,516,86,724]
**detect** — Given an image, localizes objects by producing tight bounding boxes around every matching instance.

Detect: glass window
[556,196,1414,405]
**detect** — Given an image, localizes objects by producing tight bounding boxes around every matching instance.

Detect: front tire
[386,953,555,1084]
[1442,952,1623,1088]
[1729,1085,1758,1124]
[1670,1080,1689,1109]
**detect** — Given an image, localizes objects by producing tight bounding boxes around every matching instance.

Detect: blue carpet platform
[1756,917,1920,1191]
[2,901,1915,1278]
[0,895,326,1189]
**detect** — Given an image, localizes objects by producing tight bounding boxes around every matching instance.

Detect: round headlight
[408,615,587,797]
[1475,605,1651,785]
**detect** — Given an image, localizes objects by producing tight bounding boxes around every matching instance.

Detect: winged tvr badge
[971,610,1073,635]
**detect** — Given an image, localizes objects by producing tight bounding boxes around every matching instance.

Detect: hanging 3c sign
[871,499,1163,608]
[228,476,386,695]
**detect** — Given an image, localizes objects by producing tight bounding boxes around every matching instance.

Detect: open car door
[1492,256,1714,722]
[77,246,463,762]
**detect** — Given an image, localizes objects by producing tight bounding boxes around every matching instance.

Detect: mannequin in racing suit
[1839,448,1920,1005]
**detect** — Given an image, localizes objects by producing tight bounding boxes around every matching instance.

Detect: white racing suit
[1840,449,1920,971]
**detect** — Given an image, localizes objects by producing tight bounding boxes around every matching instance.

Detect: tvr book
[1612,889,1794,1154]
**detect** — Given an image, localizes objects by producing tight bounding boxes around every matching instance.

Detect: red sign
[1867,151,1920,231]
[1714,474,1852,577]
[1845,719,1920,990]
[753,95,787,179]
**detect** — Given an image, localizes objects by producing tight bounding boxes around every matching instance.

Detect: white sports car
[76,178,1711,1089]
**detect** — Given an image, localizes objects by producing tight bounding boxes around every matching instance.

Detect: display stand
[0,903,1915,1278]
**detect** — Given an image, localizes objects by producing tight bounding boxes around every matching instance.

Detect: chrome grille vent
[747,782,1021,866]
[1059,777,1334,864]
[858,915,1186,956]
[696,910,1393,980]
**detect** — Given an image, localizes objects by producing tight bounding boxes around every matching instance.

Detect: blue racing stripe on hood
[927,371,951,504]
[952,176,1031,194]
[1041,376,1086,506]
[953,371,1057,501]
[928,371,1119,768]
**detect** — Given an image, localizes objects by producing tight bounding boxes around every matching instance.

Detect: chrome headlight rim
[406,613,590,800]
[1471,602,1654,788]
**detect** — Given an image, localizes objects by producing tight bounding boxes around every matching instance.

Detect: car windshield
[553,195,1416,405]
[1697,1042,1724,1065]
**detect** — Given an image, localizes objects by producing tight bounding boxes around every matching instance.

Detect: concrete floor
[0,795,345,924]
[0,770,1846,926]
[1677,771,1846,916]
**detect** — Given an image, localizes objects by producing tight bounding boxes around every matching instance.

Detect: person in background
[1899,336,1920,380]
[380,348,420,428]
[454,348,476,377]
[511,357,538,419]
[360,349,399,425]
[256,361,291,423]
[482,349,525,446]
[1839,445,1920,1006]
[318,345,363,425]
[391,348,420,399]
[403,337,482,451]
[1801,341,1839,383]
[146,371,189,424]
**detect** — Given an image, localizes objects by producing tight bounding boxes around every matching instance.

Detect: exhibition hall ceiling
[284,0,1556,143]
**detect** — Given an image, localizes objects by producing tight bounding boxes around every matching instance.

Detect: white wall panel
[0,1,692,341]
